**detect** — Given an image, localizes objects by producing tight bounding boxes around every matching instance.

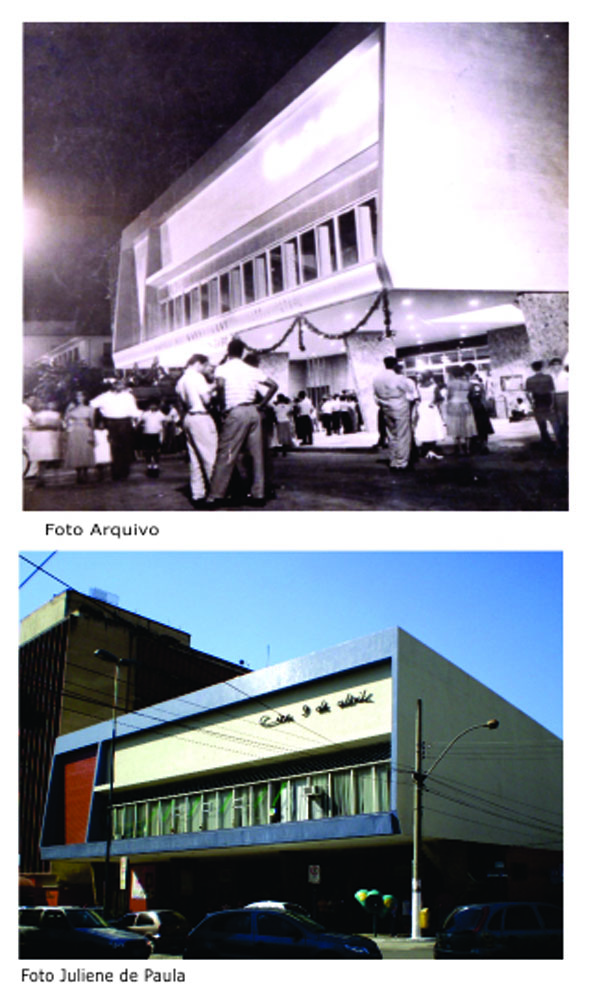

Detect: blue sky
[19,550,562,737]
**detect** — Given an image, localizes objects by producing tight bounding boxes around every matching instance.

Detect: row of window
[403,345,490,370]
[112,761,390,840]
[150,197,378,336]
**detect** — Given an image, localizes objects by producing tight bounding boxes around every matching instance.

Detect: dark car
[434,901,563,959]
[183,907,382,959]
[109,910,188,953]
[244,901,311,917]
[19,906,153,960]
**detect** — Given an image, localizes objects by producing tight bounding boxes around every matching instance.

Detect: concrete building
[40,627,562,929]
[19,590,248,887]
[112,23,568,430]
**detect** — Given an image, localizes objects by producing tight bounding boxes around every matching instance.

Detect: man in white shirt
[90,379,142,480]
[175,354,218,505]
[207,339,277,506]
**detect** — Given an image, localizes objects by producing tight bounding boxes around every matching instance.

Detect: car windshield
[66,909,108,928]
[444,906,489,931]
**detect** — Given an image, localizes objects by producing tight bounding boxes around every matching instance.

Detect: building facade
[112,23,568,431]
[19,590,248,882]
[40,628,562,930]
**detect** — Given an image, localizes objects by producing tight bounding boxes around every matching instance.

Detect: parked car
[245,901,310,917]
[109,910,188,953]
[434,901,563,959]
[19,906,153,959]
[183,907,382,959]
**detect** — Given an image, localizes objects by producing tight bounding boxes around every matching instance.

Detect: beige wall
[19,591,190,647]
[395,630,562,848]
[113,663,392,791]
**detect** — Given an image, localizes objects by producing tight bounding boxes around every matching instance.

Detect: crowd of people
[371,354,568,472]
[23,345,568,502]
[372,357,498,471]
[23,385,184,486]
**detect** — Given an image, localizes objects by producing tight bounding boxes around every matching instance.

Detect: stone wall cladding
[516,292,569,362]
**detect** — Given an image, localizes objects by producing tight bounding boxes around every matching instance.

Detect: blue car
[183,907,382,959]
[434,901,563,959]
[19,906,153,959]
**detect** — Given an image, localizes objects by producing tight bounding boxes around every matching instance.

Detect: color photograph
[19,551,562,961]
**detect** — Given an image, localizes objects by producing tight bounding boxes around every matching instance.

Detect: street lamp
[93,648,134,918]
[411,699,499,939]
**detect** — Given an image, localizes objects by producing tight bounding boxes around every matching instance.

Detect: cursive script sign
[259,712,295,728]
[337,690,374,709]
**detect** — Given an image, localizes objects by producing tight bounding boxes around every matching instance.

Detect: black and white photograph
[22,21,568,511]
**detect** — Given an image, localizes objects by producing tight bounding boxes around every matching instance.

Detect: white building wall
[380,22,568,291]
[158,38,379,272]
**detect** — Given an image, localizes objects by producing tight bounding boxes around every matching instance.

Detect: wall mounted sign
[259,690,374,727]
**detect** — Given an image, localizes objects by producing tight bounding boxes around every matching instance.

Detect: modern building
[113,22,568,430]
[39,627,562,929]
[19,589,249,887]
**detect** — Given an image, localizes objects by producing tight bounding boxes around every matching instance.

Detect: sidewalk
[23,418,567,512]
[295,417,540,451]
[372,935,435,960]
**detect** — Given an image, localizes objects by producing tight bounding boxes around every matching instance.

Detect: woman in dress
[29,399,64,485]
[63,390,95,482]
[274,394,294,455]
[444,365,477,455]
[414,370,446,459]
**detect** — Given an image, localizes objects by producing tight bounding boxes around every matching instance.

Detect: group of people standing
[176,338,277,508]
[270,390,363,451]
[24,347,568,500]
[372,357,494,472]
[23,384,182,485]
[524,357,569,451]
[319,393,363,436]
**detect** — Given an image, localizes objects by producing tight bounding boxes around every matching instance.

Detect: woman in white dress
[414,371,446,459]
[28,400,64,485]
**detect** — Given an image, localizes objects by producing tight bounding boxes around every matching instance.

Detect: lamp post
[93,648,134,918]
[411,699,499,939]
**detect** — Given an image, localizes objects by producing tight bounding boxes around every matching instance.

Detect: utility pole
[411,699,424,939]
[410,701,499,940]
[94,648,134,918]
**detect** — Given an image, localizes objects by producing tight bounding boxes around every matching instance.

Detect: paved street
[149,937,435,960]
[23,420,567,512]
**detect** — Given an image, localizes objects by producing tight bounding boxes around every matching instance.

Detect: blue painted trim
[53,628,400,755]
[390,631,400,818]
[41,811,401,862]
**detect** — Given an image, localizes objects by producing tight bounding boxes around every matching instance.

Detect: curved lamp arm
[423,718,499,779]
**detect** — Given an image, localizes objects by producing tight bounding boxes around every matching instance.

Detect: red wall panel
[64,751,97,844]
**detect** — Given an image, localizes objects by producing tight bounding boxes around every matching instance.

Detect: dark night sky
[23,22,337,332]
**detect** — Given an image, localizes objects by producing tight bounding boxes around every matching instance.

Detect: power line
[19,552,57,589]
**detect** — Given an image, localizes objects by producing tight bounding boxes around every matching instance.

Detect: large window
[112,758,390,841]
[153,195,378,337]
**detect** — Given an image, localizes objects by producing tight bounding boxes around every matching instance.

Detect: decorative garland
[244,288,394,357]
